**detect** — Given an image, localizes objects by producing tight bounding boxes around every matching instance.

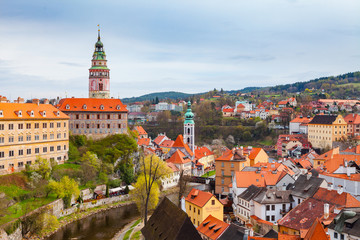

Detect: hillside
[121,91,194,103]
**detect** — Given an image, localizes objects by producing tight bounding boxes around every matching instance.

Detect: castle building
[183,101,195,154]
[89,29,110,99]
[0,103,69,175]
[57,29,128,139]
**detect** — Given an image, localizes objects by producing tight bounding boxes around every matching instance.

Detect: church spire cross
[97,24,101,40]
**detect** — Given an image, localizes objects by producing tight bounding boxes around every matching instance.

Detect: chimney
[309,202,312,210]
[324,203,329,219]
[43,99,49,104]
[32,99,40,105]
[337,185,343,195]
[347,166,351,177]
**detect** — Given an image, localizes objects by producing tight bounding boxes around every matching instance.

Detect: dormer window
[41,111,46,117]
[0,111,3,117]
[116,105,120,110]
[100,105,104,110]
[31,111,34,117]
[18,111,22,117]
[66,104,70,110]
[83,104,87,110]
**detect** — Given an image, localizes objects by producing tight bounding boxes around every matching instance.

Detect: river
[45,183,211,240]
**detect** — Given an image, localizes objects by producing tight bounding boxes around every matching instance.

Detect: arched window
[83,104,87,109]
[187,137,190,143]
[66,104,70,110]
[116,105,120,110]
[188,128,190,134]
[100,105,104,110]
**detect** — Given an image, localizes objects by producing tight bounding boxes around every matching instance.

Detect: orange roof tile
[159,140,174,148]
[248,148,262,160]
[137,138,151,146]
[278,100,288,105]
[344,113,360,125]
[153,135,167,145]
[312,188,360,208]
[166,149,191,165]
[216,149,233,161]
[166,162,179,172]
[134,126,147,135]
[277,233,301,240]
[250,215,273,226]
[195,146,214,159]
[196,215,229,240]
[185,188,217,208]
[58,98,127,112]
[290,116,313,124]
[223,108,235,113]
[303,218,330,240]
[173,135,194,156]
[0,103,69,119]
[235,171,287,188]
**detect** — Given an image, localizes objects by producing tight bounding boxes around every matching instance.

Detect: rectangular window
[198,209,200,215]
[26,135,31,141]
[8,124,14,130]
[26,161,31,165]
[35,123,39,129]
[50,134,54,139]
[50,146,54,152]
[107,124,110,128]
[43,123,47,128]
[0,152,4,158]
[97,114,100,119]
[76,124,79,129]
[18,123,23,129]
[266,205,270,211]
[271,215,275,221]
[87,115,90,119]
[0,124,4,130]
[64,133,66,138]
[0,137,4,143]
[221,162,224,167]
[76,114,79,119]
[18,136,23,142]
[221,179,224,184]
[27,149,31,155]
[57,122,61,128]
[107,114,111,119]
[57,145,61,151]
[189,205,191,210]
[87,124,90,129]
[57,133,61,139]
[64,145,66,150]
[50,123,54,128]
[118,114,122,119]
[35,148,39,154]
[193,207,195,213]
[334,232,338,239]
[43,134,47,140]
[43,147,47,153]
[231,163,234,168]
[18,162,24,167]
[271,205,275,210]
[97,124,100,128]
[221,170,224,177]
[266,216,270,221]
[64,122,66,127]
[26,123,31,129]
[8,136,14,143]
[0,165,4,169]
[35,135,39,141]
[212,200,215,205]
[18,149,23,156]
[9,150,14,157]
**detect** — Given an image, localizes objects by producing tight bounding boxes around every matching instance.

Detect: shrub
[108,179,121,188]
[4,219,21,235]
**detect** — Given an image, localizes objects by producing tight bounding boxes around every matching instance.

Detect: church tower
[89,28,110,99]
[184,101,195,154]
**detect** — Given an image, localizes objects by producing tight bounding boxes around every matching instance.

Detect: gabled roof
[217,223,249,240]
[153,135,167,145]
[166,162,180,172]
[303,218,330,240]
[141,197,202,240]
[173,135,194,156]
[166,149,191,165]
[185,188,217,208]
[253,189,293,204]
[57,98,127,112]
[290,116,313,124]
[344,113,360,125]
[234,170,288,188]
[328,208,360,237]
[160,140,174,148]
[134,126,147,135]
[248,148,262,160]
[238,184,264,201]
[196,215,229,240]
[223,108,235,113]
[312,188,360,208]
[0,103,69,119]
[195,146,214,159]
[287,175,325,199]
[309,115,338,125]
[137,137,151,146]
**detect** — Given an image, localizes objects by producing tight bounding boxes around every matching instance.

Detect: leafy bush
[4,219,21,235]
[109,179,121,188]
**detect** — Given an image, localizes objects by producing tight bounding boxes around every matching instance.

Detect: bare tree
[177,169,190,207]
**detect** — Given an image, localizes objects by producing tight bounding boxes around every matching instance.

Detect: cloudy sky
[1,0,359,100]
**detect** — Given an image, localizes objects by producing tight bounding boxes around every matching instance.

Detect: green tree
[32,157,52,180]
[47,176,80,208]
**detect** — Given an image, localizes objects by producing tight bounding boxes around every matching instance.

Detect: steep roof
[57,98,127,112]
[141,197,202,240]
[196,215,229,240]
[248,148,262,160]
[328,208,360,238]
[303,218,330,240]
[290,116,313,124]
[312,188,360,208]
[234,170,288,188]
[309,115,338,125]
[0,103,69,119]
[253,189,293,204]
[153,135,167,145]
[344,113,360,125]
[134,126,147,135]
[238,185,264,202]
[185,188,217,208]
[137,137,151,146]
[166,162,180,172]
[166,149,191,165]
[217,223,248,240]
[215,149,234,161]
[160,140,174,148]
[195,146,214,159]
[172,135,194,156]
[287,175,325,199]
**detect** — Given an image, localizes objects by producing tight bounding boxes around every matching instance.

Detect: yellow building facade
[308,115,347,149]
[0,103,69,175]
[185,189,223,227]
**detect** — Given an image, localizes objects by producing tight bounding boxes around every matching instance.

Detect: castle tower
[184,101,195,154]
[89,28,110,98]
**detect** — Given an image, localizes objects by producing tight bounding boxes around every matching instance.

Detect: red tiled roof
[277,233,301,240]
[312,188,360,208]
[223,108,235,113]
[173,135,194,156]
[153,135,167,145]
[234,170,287,188]
[134,126,147,135]
[196,215,229,240]
[166,162,179,172]
[250,215,273,226]
[248,148,262,160]
[137,138,151,146]
[278,100,288,105]
[185,188,216,208]
[216,149,234,161]
[303,218,330,240]
[290,116,313,124]
[160,140,174,148]
[166,149,191,165]
[58,98,127,112]
[195,146,214,159]
[0,103,69,119]
[344,113,360,124]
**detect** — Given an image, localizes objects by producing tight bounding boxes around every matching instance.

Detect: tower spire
[97,24,100,40]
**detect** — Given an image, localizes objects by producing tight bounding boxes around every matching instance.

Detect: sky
[0,0,359,100]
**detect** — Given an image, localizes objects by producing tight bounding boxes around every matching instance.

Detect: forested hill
[266,71,360,94]
[121,91,194,103]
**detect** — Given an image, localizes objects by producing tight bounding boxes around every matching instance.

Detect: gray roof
[238,185,264,202]
[309,114,337,124]
[286,174,325,199]
[328,208,360,237]
[253,189,293,204]
[141,197,202,240]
